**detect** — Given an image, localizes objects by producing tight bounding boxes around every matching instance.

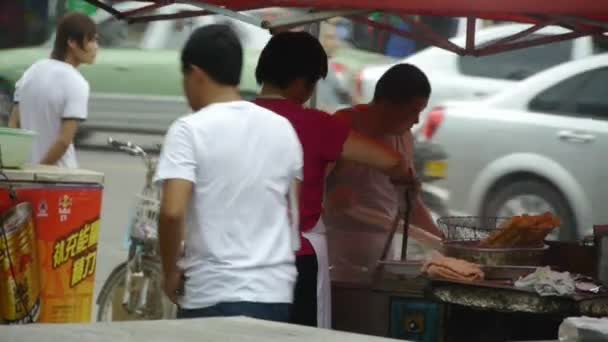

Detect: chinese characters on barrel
[52,222,99,287]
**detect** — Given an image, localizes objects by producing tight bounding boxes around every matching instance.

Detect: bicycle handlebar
[107,136,159,189]
[107,137,131,148]
[107,137,146,156]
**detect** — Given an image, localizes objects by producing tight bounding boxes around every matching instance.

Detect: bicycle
[96,137,177,321]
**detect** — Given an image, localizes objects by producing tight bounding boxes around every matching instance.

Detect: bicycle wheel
[96,260,176,321]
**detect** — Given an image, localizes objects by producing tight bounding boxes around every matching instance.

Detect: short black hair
[181,24,242,86]
[52,12,97,61]
[373,64,431,104]
[255,31,328,89]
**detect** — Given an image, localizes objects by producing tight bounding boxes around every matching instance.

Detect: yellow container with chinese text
[0,202,42,324]
[0,166,103,323]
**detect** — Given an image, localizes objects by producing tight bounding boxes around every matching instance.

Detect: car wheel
[482,179,577,241]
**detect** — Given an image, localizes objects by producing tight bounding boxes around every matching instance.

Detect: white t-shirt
[154,101,303,309]
[14,59,89,168]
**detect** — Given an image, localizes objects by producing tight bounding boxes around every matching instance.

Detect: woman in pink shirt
[254,32,412,328]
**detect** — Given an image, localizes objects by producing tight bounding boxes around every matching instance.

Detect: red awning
[83,0,608,56]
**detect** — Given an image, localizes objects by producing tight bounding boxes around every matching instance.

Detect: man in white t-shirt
[154,24,303,323]
[9,13,97,168]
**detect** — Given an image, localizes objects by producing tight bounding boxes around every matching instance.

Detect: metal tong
[378,184,417,263]
[401,187,415,260]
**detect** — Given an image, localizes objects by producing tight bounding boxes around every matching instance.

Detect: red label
[0,184,103,323]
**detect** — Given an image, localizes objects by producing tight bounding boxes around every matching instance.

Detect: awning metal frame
[82,0,608,56]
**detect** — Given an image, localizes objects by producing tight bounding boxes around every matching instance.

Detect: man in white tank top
[325,64,444,270]
[9,13,98,168]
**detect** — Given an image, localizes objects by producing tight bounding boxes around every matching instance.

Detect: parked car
[0,2,392,136]
[422,53,608,240]
[353,24,598,130]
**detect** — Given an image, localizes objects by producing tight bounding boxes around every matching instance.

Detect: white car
[423,53,608,240]
[353,24,597,128]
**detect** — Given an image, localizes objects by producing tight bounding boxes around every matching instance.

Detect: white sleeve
[289,124,304,181]
[286,124,303,252]
[153,119,197,185]
[62,77,90,120]
[288,128,302,252]
[288,180,301,252]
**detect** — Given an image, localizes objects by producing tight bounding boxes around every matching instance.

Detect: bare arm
[8,105,20,128]
[325,161,336,178]
[341,131,410,180]
[154,119,197,303]
[333,110,410,181]
[158,179,192,276]
[40,119,80,165]
[402,131,443,238]
[411,194,444,238]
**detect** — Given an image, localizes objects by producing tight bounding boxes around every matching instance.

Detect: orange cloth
[422,253,484,281]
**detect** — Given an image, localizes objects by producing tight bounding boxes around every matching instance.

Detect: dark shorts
[290,254,318,327]
[177,301,291,323]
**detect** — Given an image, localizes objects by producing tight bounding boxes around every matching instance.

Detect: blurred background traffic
[2,0,608,243]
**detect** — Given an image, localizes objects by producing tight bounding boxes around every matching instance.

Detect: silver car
[424,53,608,240]
[354,24,599,134]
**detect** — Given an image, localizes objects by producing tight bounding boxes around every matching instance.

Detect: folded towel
[422,253,485,282]
[514,266,575,296]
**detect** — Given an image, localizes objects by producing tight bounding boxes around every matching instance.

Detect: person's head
[181,24,242,110]
[256,31,328,104]
[51,12,98,66]
[372,63,431,134]
[319,22,340,57]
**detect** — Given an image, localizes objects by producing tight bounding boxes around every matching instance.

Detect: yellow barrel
[0,202,41,324]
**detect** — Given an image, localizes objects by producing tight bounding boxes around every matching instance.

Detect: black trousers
[177,302,290,323]
[290,254,318,327]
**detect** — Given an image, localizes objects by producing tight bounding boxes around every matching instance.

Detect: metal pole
[400,188,414,261]
[309,21,320,109]
[374,200,403,278]
[178,0,263,26]
[465,16,476,53]
[266,9,369,31]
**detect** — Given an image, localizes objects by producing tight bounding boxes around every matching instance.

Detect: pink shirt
[255,98,350,256]
[328,105,414,228]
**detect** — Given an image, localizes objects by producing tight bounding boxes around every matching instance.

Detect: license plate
[423,161,447,178]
